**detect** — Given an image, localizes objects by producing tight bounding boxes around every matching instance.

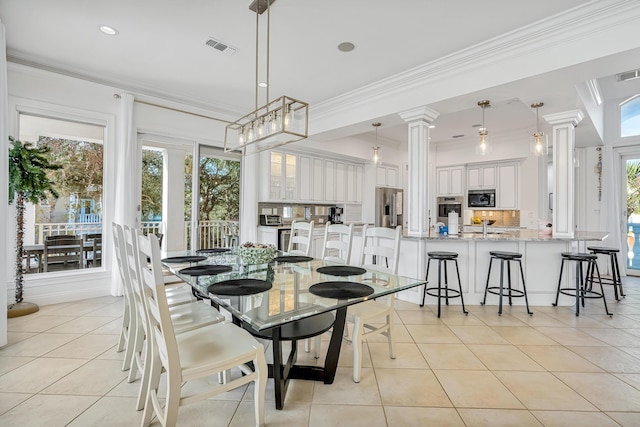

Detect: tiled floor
[2,278,640,426]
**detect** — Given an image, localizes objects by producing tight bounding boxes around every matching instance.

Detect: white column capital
[399,106,439,124]
[543,110,584,127]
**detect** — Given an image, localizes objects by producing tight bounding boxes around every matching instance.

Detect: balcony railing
[34,220,239,249]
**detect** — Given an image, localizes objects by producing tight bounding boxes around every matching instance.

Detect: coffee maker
[329,206,343,224]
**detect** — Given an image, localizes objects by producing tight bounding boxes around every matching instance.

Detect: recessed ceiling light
[258,82,268,88]
[337,42,355,52]
[99,25,119,36]
[429,125,435,129]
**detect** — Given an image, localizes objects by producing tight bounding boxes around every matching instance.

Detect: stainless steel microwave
[468,189,496,208]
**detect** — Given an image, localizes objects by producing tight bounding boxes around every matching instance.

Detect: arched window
[621,95,640,137]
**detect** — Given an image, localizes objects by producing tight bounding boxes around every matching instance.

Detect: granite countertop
[402,229,609,242]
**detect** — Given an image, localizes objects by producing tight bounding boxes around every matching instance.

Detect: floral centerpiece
[238,242,276,265]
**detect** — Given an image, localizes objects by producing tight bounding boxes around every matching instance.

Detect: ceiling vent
[617,69,640,82]
[204,37,237,55]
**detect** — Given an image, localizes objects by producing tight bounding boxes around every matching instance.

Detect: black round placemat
[309,281,374,299]
[179,265,233,276]
[196,248,231,254]
[317,265,366,276]
[207,278,272,296]
[161,256,207,263]
[273,256,313,263]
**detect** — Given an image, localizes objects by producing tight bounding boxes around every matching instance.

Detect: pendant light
[476,100,491,156]
[371,122,381,164]
[530,102,547,156]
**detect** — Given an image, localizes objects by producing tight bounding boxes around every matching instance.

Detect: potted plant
[8,136,61,318]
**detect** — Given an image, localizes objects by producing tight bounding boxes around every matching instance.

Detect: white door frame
[620,149,640,276]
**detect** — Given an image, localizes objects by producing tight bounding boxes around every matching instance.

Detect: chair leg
[481,257,494,305]
[352,317,364,383]
[517,260,533,315]
[454,259,468,315]
[553,259,565,306]
[141,350,163,426]
[498,259,505,315]
[443,259,450,306]
[613,253,625,298]
[314,335,321,359]
[121,308,137,372]
[420,258,432,307]
[253,350,268,427]
[128,321,144,383]
[117,302,129,353]
[387,313,396,360]
[593,262,613,316]
[506,260,513,306]
[163,372,181,427]
[135,338,151,410]
[436,259,442,318]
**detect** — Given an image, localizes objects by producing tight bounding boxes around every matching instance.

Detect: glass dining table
[162,250,426,409]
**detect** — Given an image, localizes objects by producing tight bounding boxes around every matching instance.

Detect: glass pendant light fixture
[371,122,381,164]
[530,102,547,156]
[476,100,491,156]
[224,0,308,154]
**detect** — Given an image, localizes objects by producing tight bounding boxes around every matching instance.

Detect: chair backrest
[321,222,354,264]
[123,225,149,336]
[85,233,102,265]
[43,236,83,271]
[288,219,314,256]
[45,234,76,241]
[112,223,134,310]
[359,225,402,274]
[134,230,179,372]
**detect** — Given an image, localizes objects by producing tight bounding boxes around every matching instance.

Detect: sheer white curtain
[602,145,625,275]
[111,93,139,295]
[1,20,10,343]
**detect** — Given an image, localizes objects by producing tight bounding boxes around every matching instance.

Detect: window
[18,114,105,274]
[621,95,640,137]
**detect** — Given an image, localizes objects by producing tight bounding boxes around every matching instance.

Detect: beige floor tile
[395,299,423,311]
[0,332,82,357]
[44,334,118,359]
[90,318,124,335]
[308,404,387,427]
[517,345,602,372]
[509,310,569,327]
[534,327,609,346]
[448,325,510,345]
[383,406,465,426]
[88,303,126,317]
[46,302,112,316]
[376,368,452,407]
[494,371,597,411]
[547,312,611,328]
[531,410,620,426]
[0,392,32,415]
[473,311,529,327]
[46,316,118,334]
[361,322,414,343]
[0,356,35,376]
[491,326,558,345]
[313,337,373,369]
[312,367,381,405]
[468,344,544,371]
[439,312,486,326]
[95,344,126,361]
[43,359,127,395]
[0,394,98,425]
[244,377,312,404]
[582,327,640,347]
[368,342,428,369]
[605,411,640,427]
[67,396,145,426]
[614,373,640,390]
[396,308,442,324]
[457,408,542,426]
[0,357,87,393]
[555,372,640,411]
[5,331,37,346]
[405,324,461,344]
[417,343,486,370]
[7,314,78,333]
[567,345,640,373]
[232,401,310,427]
[434,370,523,409]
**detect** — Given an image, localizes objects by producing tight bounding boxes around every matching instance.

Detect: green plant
[627,161,640,217]
[8,136,61,316]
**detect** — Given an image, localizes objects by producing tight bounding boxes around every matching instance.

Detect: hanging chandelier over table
[224,0,309,155]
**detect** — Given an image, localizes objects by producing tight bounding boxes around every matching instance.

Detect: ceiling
[2,0,640,149]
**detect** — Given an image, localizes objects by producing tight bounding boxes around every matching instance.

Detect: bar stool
[481,251,532,316]
[587,246,625,301]
[553,252,612,317]
[420,251,468,318]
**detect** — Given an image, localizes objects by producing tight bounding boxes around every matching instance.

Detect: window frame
[620,94,640,138]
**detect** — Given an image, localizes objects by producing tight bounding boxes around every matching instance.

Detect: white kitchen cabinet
[324,160,335,202]
[467,165,496,189]
[335,162,346,202]
[268,152,298,201]
[436,166,464,196]
[257,226,278,247]
[298,155,311,201]
[355,165,364,202]
[497,163,518,209]
[376,165,399,188]
[312,158,324,201]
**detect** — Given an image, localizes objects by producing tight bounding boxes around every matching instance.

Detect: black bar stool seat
[553,252,612,316]
[587,246,625,300]
[481,251,532,315]
[420,251,468,318]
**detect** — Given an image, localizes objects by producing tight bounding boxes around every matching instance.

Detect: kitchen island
[392,229,609,306]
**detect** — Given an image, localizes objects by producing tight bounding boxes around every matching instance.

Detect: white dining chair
[122,225,225,411]
[321,222,354,264]
[288,219,314,256]
[347,224,401,383]
[113,222,136,372]
[136,231,267,427]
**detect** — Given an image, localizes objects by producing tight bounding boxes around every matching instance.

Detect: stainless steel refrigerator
[375,187,403,228]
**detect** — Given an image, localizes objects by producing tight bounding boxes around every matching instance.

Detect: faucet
[482,219,489,238]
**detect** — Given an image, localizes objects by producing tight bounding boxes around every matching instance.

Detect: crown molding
[311,0,640,120]
[544,110,585,127]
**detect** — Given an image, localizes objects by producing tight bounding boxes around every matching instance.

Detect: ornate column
[543,110,584,238]
[399,106,439,237]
